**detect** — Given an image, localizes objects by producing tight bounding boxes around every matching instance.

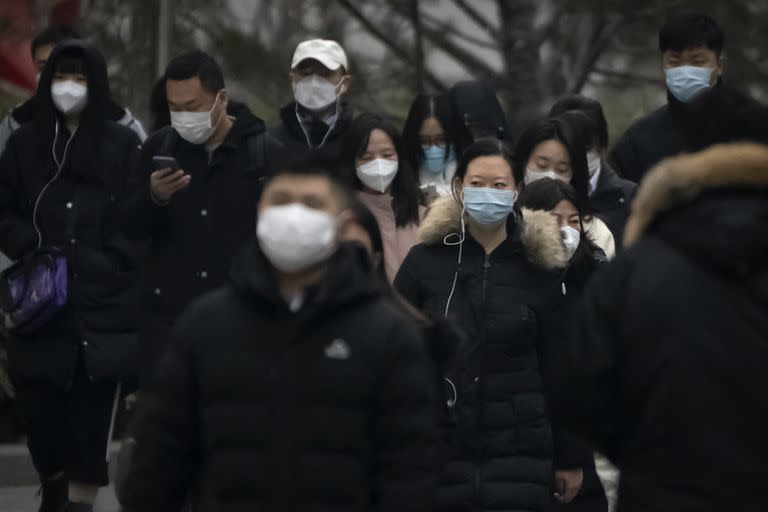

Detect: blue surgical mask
[422,145,454,174]
[665,65,713,103]
[462,187,517,225]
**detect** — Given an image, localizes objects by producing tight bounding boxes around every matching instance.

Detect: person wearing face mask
[549,97,637,243]
[0,40,142,512]
[118,154,440,512]
[0,27,147,159]
[121,50,281,386]
[343,113,425,283]
[515,117,616,259]
[268,39,353,162]
[395,139,589,512]
[401,94,458,203]
[518,177,610,512]
[609,12,727,183]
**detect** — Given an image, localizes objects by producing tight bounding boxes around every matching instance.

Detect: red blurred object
[0,0,81,95]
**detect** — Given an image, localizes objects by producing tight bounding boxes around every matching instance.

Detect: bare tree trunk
[410,0,425,94]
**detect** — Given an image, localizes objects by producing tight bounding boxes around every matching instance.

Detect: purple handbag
[0,248,68,335]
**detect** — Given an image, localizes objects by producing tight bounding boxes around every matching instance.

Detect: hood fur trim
[418,197,568,270]
[625,143,768,247]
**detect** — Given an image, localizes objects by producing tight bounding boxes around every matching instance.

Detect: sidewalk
[0,486,118,512]
[0,443,122,486]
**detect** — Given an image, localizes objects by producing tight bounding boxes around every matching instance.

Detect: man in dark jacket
[550,89,768,511]
[609,12,725,183]
[122,50,281,384]
[118,156,439,512]
[0,40,142,512]
[550,95,637,242]
[268,39,352,160]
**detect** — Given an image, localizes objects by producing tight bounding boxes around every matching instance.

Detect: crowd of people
[0,9,766,512]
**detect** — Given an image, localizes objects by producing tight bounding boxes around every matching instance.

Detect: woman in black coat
[519,178,609,512]
[0,40,141,512]
[394,139,575,512]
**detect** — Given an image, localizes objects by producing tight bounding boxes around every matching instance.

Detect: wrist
[149,187,169,206]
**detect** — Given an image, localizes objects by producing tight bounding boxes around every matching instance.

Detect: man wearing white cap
[269,39,352,160]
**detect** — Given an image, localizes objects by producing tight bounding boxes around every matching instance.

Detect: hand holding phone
[150,156,190,205]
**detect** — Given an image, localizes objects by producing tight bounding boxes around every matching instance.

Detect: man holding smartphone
[122,50,281,385]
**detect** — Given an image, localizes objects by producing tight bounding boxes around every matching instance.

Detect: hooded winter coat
[0,40,142,386]
[394,197,570,512]
[121,101,280,384]
[550,143,768,512]
[118,241,439,512]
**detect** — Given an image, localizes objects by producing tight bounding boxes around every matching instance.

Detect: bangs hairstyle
[165,50,225,94]
[549,95,609,151]
[342,112,423,228]
[401,94,454,171]
[517,177,600,264]
[451,138,514,200]
[54,56,87,76]
[513,117,590,205]
[659,11,725,55]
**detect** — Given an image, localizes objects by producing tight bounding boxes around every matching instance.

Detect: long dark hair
[401,94,454,172]
[518,177,602,266]
[513,117,590,206]
[342,112,422,227]
[549,95,609,152]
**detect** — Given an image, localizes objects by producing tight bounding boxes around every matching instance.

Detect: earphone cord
[33,120,76,249]
[295,92,342,150]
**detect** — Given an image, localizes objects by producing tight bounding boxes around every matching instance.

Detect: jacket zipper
[474,253,492,509]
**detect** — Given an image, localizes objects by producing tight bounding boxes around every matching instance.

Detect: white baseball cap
[291,39,349,72]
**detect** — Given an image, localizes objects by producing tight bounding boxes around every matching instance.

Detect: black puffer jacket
[119,241,439,512]
[608,92,688,183]
[395,197,568,512]
[268,101,352,162]
[0,41,142,386]
[590,162,636,243]
[550,143,768,512]
[122,102,281,384]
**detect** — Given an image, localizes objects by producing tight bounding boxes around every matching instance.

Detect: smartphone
[152,156,180,171]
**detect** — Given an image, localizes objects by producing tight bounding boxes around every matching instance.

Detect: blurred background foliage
[1,0,767,146]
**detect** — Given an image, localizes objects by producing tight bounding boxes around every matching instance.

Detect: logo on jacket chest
[324,338,351,360]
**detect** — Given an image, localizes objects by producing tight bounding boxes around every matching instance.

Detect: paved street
[0,486,119,512]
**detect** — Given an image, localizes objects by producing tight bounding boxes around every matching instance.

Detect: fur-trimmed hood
[418,196,568,270]
[625,143,768,247]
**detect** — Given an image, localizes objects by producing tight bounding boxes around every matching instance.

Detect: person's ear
[715,52,726,77]
[335,208,355,237]
[219,89,229,109]
[339,74,351,95]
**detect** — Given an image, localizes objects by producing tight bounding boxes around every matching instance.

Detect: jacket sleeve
[117,316,200,512]
[0,132,37,259]
[393,248,424,309]
[118,134,169,241]
[371,318,439,512]
[547,255,632,463]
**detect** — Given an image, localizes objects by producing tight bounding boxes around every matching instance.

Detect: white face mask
[561,225,581,260]
[356,158,399,193]
[293,75,343,112]
[256,203,338,273]
[587,150,602,178]
[51,80,88,115]
[170,93,224,145]
[524,168,568,186]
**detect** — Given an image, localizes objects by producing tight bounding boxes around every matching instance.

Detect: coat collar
[418,196,568,270]
[624,143,768,247]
